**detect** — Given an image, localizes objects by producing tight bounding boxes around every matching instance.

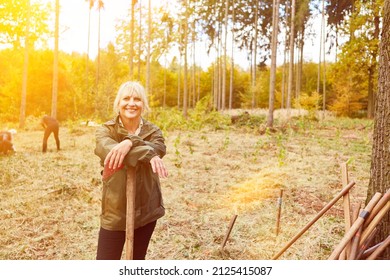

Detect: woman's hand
[104,139,133,170]
[150,156,168,178]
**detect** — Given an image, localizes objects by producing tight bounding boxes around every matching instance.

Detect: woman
[94,81,168,260]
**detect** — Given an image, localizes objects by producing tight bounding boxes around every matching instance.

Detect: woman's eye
[134,97,141,102]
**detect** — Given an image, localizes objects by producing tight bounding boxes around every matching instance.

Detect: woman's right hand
[104,139,133,170]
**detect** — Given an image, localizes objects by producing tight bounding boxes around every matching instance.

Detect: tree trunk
[251,1,259,109]
[146,0,151,95]
[366,0,390,259]
[138,0,142,80]
[221,0,229,111]
[267,0,280,128]
[287,0,295,111]
[51,0,59,119]
[229,0,235,110]
[367,9,380,119]
[129,0,136,79]
[183,0,188,118]
[19,0,30,129]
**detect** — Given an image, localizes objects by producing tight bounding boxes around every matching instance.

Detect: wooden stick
[366,235,390,260]
[276,189,283,236]
[360,201,390,246]
[339,162,351,260]
[272,181,356,260]
[363,188,390,228]
[361,241,383,259]
[125,167,136,260]
[221,214,238,250]
[348,203,362,260]
[356,227,378,260]
[328,192,382,260]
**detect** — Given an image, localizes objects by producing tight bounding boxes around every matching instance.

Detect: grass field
[0,112,373,260]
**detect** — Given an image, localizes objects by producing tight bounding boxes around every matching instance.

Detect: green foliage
[148,96,231,132]
[231,111,266,129]
[294,91,322,119]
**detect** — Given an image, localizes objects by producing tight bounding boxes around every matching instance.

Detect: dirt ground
[0,116,372,259]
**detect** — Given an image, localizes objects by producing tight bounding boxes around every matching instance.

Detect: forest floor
[0,112,373,260]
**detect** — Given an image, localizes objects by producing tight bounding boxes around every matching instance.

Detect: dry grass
[0,115,372,260]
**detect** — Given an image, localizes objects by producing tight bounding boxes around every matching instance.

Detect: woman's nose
[128,97,136,105]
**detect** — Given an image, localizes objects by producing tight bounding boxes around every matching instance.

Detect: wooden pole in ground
[276,189,283,236]
[272,181,356,260]
[125,167,136,260]
[221,214,238,250]
[328,192,382,260]
[366,235,390,260]
[339,162,351,259]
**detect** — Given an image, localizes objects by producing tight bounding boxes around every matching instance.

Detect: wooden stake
[272,181,356,260]
[328,192,382,260]
[221,214,238,250]
[356,227,378,260]
[125,167,136,260]
[361,241,383,259]
[339,162,351,260]
[276,189,283,236]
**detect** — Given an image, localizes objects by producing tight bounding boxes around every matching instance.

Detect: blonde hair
[113,81,150,114]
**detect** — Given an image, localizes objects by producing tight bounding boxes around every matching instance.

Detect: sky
[46,0,333,70]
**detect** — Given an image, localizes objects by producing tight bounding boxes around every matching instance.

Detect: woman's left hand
[150,156,168,178]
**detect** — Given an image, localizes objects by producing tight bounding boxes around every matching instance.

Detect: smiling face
[113,82,149,121]
[119,92,144,121]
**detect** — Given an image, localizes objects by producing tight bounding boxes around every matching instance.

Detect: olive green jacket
[94,116,166,231]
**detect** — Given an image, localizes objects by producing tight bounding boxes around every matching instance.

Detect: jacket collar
[105,115,157,140]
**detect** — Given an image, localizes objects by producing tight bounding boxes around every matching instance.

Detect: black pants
[96,221,157,260]
[43,125,60,152]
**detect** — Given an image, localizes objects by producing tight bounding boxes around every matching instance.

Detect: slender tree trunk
[177,27,182,110]
[367,0,390,259]
[287,0,295,112]
[85,3,92,107]
[321,0,326,116]
[368,8,380,119]
[192,17,196,106]
[281,1,290,109]
[129,0,135,79]
[251,1,259,109]
[138,0,142,80]
[221,0,229,111]
[95,3,102,116]
[51,0,59,119]
[267,0,280,128]
[146,0,151,95]
[183,0,188,118]
[19,0,30,128]
[229,0,235,110]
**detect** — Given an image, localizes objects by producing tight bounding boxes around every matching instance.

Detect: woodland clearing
[0,111,373,260]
